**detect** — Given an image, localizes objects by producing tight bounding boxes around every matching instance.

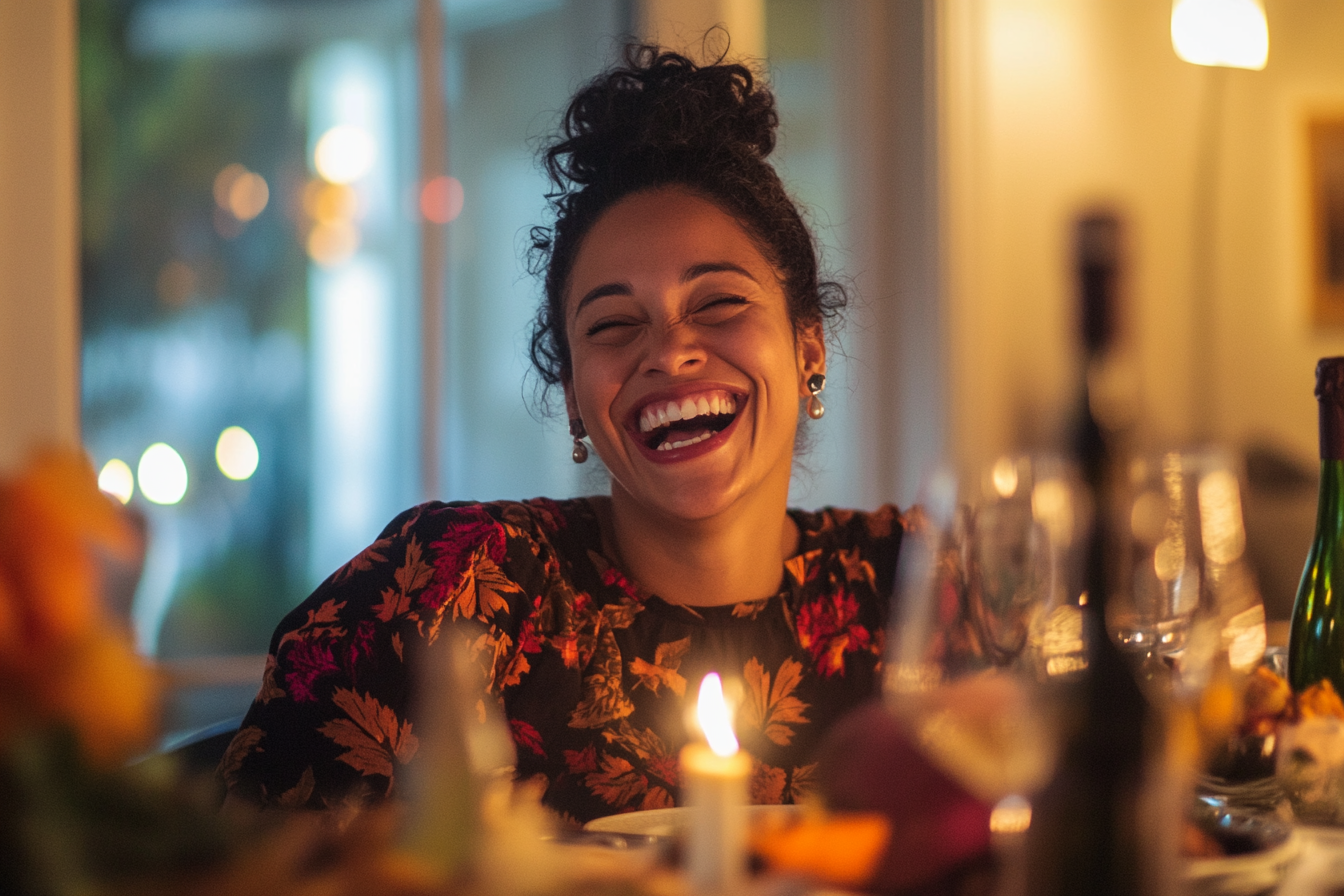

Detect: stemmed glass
[1106,449,1266,697]
[886,455,1090,806]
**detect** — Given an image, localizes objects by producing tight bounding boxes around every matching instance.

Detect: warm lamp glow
[216,426,260,481]
[98,458,134,504]
[697,673,739,757]
[137,443,188,505]
[1171,0,1268,70]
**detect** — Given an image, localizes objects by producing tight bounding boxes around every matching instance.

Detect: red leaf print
[422,509,509,608]
[285,637,339,702]
[796,591,871,678]
[564,743,599,774]
[646,755,681,789]
[346,619,376,669]
[510,720,546,758]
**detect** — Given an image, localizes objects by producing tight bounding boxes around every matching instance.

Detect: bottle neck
[1321,399,1344,460]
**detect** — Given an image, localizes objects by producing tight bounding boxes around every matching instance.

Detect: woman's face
[563,186,824,522]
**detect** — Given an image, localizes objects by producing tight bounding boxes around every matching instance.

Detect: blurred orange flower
[0,449,158,764]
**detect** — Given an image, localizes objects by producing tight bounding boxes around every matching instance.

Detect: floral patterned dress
[221,497,907,824]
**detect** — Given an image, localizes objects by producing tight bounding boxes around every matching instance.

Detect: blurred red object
[814,699,995,893]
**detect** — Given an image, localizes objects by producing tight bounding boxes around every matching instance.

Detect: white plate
[584,804,801,838]
[1185,828,1301,896]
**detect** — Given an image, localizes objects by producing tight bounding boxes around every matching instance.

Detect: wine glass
[886,455,1090,806]
[1106,449,1266,696]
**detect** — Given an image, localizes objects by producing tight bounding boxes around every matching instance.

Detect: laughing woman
[223,45,909,825]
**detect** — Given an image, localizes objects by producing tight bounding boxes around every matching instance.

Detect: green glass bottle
[1289,356,1344,696]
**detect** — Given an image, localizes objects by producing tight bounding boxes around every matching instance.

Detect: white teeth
[637,393,740,436]
[656,431,714,451]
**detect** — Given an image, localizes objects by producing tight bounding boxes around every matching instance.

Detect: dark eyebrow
[683,261,758,283]
[574,282,631,316]
[573,262,759,317]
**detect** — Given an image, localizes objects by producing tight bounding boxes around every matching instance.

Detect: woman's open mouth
[634,391,741,453]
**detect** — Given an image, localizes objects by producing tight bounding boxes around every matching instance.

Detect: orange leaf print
[449,551,519,622]
[276,766,316,808]
[641,786,675,810]
[628,637,690,697]
[333,515,414,581]
[391,632,404,661]
[497,642,530,690]
[373,586,412,624]
[789,763,818,802]
[731,600,769,619]
[602,721,670,762]
[468,629,516,692]
[601,601,642,631]
[743,657,811,746]
[569,633,634,728]
[784,549,822,587]
[836,547,875,587]
[319,688,420,779]
[278,599,347,650]
[219,725,264,785]
[585,754,647,808]
[394,535,435,594]
[258,654,285,703]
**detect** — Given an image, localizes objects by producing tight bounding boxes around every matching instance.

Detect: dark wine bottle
[1288,357,1344,696]
[1019,212,1178,896]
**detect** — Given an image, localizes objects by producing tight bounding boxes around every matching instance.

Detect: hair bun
[546,45,778,188]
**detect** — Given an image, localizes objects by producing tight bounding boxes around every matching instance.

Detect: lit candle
[681,673,751,894]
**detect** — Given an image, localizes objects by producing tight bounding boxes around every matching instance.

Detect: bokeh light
[98,458,135,504]
[307,220,361,266]
[419,175,464,224]
[213,163,247,208]
[304,180,360,225]
[228,171,269,221]
[137,442,189,505]
[314,125,376,184]
[216,425,260,481]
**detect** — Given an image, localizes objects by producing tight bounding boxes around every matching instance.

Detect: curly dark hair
[527,43,847,394]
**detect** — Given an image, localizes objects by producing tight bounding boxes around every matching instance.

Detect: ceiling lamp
[1171,0,1269,70]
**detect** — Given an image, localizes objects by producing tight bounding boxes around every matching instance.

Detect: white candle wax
[682,740,750,891]
[683,673,750,893]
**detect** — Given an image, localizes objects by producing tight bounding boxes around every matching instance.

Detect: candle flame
[697,673,739,757]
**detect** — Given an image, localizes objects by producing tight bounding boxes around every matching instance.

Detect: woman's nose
[641,320,707,376]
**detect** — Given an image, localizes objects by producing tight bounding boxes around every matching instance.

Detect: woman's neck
[592,489,799,607]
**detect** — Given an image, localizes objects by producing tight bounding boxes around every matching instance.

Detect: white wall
[0,1,80,472]
[939,0,1344,472]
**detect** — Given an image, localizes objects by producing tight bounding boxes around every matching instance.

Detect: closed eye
[585,317,641,342]
[693,295,748,323]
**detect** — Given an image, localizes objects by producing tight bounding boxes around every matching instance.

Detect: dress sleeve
[219,502,541,809]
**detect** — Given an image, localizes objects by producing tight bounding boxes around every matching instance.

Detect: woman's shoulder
[330,496,597,578]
